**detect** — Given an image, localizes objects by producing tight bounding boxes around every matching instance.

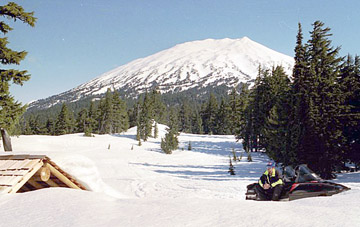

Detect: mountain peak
[28,37,294,110]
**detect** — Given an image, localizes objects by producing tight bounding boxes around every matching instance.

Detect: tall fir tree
[228,87,241,134]
[215,98,231,135]
[286,23,308,167]
[295,21,344,179]
[192,110,203,134]
[262,66,291,165]
[202,93,218,134]
[88,101,97,134]
[75,108,89,133]
[55,103,72,135]
[179,100,193,133]
[140,92,154,141]
[161,108,179,154]
[112,91,129,133]
[98,89,114,134]
[234,85,251,152]
[339,55,360,169]
[0,2,36,133]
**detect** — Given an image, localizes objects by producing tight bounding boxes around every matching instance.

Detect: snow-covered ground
[1,125,359,227]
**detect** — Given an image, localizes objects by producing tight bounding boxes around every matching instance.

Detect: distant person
[255,162,284,201]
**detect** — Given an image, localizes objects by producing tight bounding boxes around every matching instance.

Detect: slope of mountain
[29,37,294,110]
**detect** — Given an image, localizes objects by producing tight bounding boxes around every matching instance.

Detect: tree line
[235,22,360,179]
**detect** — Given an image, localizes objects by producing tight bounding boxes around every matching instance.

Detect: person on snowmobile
[255,162,284,201]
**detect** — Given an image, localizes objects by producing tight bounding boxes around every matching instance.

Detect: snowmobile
[245,164,350,201]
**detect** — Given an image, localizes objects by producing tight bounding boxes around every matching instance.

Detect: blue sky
[5,0,360,104]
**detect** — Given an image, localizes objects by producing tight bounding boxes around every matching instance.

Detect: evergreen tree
[88,101,97,134]
[294,21,344,179]
[112,91,129,133]
[228,157,236,175]
[154,122,159,138]
[228,87,241,134]
[45,118,55,135]
[188,141,192,150]
[339,55,360,168]
[286,23,308,167]
[28,115,44,135]
[232,148,237,161]
[76,108,88,133]
[262,66,291,164]
[247,67,273,152]
[98,89,114,134]
[150,89,166,124]
[215,98,231,135]
[0,2,36,133]
[179,100,193,133]
[247,152,253,162]
[202,93,218,134]
[55,103,72,135]
[192,110,203,134]
[140,92,153,141]
[161,108,179,154]
[234,85,251,152]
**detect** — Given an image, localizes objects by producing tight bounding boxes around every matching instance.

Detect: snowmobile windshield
[283,166,296,182]
[296,165,322,183]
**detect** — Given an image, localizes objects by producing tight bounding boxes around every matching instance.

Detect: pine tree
[339,55,360,169]
[161,108,179,154]
[294,21,344,179]
[150,89,166,124]
[232,148,237,161]
[262,66,291,164]
[98,89,114,134]
[286,23,308,167]
[246,67,273,152]
[192,110,203,134]
[55,103,72,135]
[45,118,55,135]
[0,2,36,133]
[136,100,142,143]
[234,85,251,152]
[215,98,231,135]
[88,101,97,134]
[112,91,129,133]
[179,100,193,133]
[76,108,88,133]
[228,87,241,134]
[188,141,192,151]
[202,93,218,134]
[28,115,45,135]
[154,122,159,138]
[228,157,236,175]
[247,152,253,162]
[142,92,154,141]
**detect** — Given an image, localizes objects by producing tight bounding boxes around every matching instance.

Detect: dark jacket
[258,168,283,189]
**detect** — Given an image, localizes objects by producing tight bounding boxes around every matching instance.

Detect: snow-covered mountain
[29,37,294,110]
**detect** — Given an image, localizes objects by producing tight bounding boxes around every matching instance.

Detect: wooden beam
[45,163,80,189]
[18,184,31,192]
[43,178,59,187]
[27,178,43,189]
[8,160,44,194]
[34,166,51,182]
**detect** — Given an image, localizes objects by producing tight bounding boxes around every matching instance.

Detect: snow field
[1,125,359,227]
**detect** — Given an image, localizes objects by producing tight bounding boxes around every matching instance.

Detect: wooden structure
[0,155,87,194]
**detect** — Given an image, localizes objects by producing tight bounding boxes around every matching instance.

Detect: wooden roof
[0,154,87,194]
